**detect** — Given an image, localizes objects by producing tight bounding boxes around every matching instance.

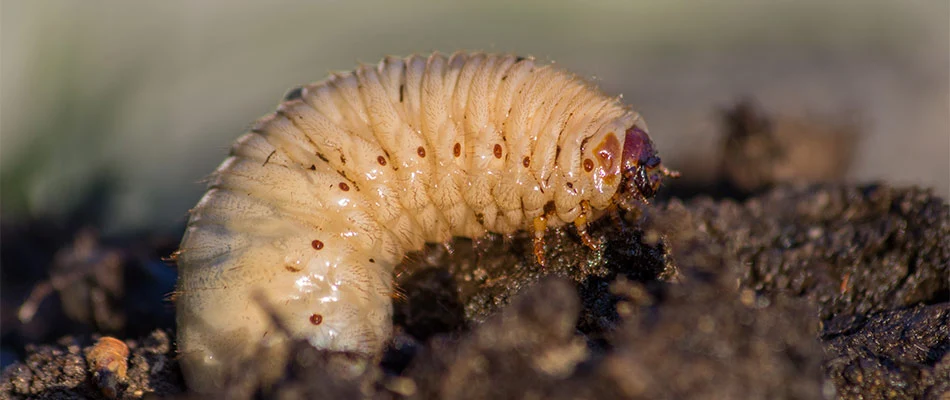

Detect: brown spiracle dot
[583,158,594,172]
[309,313,323,325]
[453,143,462,157]
[339,182,350,191]
[417,146,426,158]
[493,144,503,159]
[523,156,530,167]
[311,240,324,250]
[566,182,574,189]
[377,155,387,166]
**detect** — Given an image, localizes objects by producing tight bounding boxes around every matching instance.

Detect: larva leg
[605,203,624,228]
[532,214,548,266]
[573,200,600,250]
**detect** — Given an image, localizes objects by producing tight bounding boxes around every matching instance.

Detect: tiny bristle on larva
[174,51,673,393]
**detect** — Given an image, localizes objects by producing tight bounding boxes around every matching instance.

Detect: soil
[2,102,947,399]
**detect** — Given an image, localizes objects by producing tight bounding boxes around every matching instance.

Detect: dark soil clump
[3,182,946,399]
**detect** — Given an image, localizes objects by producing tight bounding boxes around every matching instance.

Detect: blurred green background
[2,0,947,234]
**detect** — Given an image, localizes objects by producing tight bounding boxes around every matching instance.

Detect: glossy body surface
[175,52,670,392]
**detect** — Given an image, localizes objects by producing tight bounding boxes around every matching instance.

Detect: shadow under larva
[174,51,677,392]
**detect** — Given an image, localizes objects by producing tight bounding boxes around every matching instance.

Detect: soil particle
[824,304,950,399]
[719,100,859,194]
[1,330,181,399]
[403,278,589,400]
[2,181,947,399]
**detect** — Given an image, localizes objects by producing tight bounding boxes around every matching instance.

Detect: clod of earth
[2,181,947,399]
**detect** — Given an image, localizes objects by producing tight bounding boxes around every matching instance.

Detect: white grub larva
[86,336,130,399]
[175,51,677,392]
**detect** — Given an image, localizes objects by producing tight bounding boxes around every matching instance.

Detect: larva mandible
[175,51,677,392]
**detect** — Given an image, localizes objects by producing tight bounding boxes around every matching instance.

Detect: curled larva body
[175,51,674,392]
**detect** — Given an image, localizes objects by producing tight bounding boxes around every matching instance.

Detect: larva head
[618,119,677,205]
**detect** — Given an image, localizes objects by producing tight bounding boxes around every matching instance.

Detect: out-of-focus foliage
[2,0,947,233]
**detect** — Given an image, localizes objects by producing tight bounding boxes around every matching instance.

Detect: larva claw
[532,215,548,266]
[574,201,601,250]
[574,217,600,250]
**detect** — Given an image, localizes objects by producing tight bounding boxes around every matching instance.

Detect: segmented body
[175,52,670,392]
